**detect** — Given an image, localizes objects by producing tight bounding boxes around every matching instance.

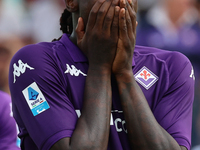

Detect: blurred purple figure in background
[0,91,20,150]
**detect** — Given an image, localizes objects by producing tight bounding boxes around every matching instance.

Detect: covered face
[65,0,137,27]
[78,0,98,25]
[82,0,137,24]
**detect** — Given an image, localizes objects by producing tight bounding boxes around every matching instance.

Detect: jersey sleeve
[9,44,78,150]
[153,52,195,150]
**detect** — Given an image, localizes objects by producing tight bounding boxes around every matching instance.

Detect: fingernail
[122,8,125,14]
[115,6,120,12]
[78,17,81,23]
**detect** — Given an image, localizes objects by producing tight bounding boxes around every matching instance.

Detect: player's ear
[65,0,78,12]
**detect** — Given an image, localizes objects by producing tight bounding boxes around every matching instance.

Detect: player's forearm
[115,71,182,150]
[70,67,112,150]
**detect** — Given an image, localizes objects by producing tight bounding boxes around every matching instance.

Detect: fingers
[120,0,126,9]
[103,0,119,34]
[133,0,138,13]
[126,0,137,36]
[86,0,106,32]
[95,0,113,30]
[111,6,120,37]
[118,0,137,41]
[76,17,85,47]
[85,0,137,39]
[127,0,137,12]
[125,5,134,39]
[119,8,128,39]
[125,0,136,41]
[87,0,118,36]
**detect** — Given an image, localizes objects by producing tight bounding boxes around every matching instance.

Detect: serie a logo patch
[22,82,50,116]
[134,66,159,90]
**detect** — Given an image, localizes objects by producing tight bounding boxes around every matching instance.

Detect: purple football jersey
[0,91,20,150]
[9,34,194,150]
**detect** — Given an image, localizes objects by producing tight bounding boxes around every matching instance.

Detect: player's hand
[76,0,120,70]
[112,0,137,75]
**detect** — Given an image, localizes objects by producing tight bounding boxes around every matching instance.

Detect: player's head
[62,0,138,34]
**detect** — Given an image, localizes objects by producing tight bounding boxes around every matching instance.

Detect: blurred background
[0,0,199,149]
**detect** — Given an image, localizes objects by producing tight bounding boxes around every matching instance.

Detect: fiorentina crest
[134,66,159,90]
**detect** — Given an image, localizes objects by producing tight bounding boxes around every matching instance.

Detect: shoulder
[9,41,63,74]
[9,41,66,90]
[11,41,58,61]
[134,45,192,67]
[134,45,194,87]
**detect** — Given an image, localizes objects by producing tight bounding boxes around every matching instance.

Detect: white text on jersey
[75,110,127,133]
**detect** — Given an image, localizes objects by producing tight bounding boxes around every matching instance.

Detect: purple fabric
[9,33,194,150]
[0,91,20,150]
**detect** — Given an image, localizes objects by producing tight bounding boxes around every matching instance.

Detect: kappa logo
[13,60,34,83]
[134,66,159,90]
[65,64,87,77]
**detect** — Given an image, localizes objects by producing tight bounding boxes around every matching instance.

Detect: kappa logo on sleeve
[134,66,159,90]
[13,60,34,83]
[22,82,50,116]
[65,64,87,77]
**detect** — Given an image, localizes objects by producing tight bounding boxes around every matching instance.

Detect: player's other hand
[76,0,120,71]
[112,0,138,75]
